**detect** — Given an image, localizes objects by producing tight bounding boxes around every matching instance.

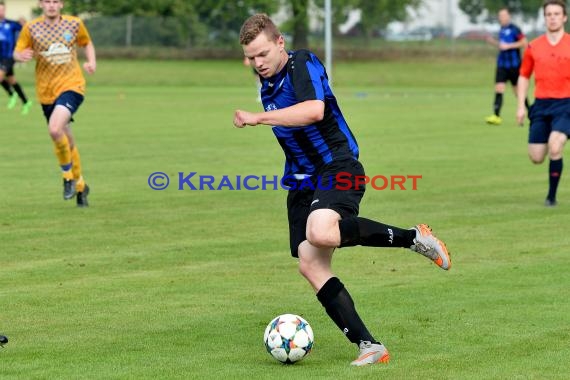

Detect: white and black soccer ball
[263,314,314,364]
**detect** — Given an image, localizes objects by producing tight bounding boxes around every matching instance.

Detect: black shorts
[286,159,365,257]
[495,67,520,86]
[0,58,15,76]
[41,91,84,123]
[528,98,570,143]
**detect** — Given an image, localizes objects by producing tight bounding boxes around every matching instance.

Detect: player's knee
[548,144,563,159]
[48,125,62,140]
[305,225,334,248]
[306,211,341,248]
[528,150,545,164]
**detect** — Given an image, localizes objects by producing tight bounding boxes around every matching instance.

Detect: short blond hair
[239,14,281,45]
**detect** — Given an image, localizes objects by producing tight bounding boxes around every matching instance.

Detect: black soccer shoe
[0,335,7,347]
[63,178,76,200]
[77,184,90,208]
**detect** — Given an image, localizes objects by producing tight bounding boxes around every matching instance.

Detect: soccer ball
[263,314,314,364]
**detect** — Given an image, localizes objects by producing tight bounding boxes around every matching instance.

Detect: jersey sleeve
[10,20,22,33]
[76,19,92,47]
[514,25,525,40]
[14,24,32,52]
[519,44,534,78]
[290,50,325,102]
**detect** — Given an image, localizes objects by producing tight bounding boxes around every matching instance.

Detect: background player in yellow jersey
[14,0,96,207]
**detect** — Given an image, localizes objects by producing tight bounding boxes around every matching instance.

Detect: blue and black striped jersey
[497,23,524,69]
[0,19,22,59]
[260,50,359,178]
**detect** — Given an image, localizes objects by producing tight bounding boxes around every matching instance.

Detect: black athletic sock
[547,158,563,201]
[12,83,28,103]
[1,80,13,96]
[316,277,378,345]
[339,217,416,248]
[493,92,503,116]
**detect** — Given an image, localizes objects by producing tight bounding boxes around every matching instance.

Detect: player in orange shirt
[13,0,96,207]
[517,0,570,206]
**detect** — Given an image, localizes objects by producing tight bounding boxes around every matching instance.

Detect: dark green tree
[484,0,540,20]
[459,0,486,23]
[313,0,423,39]
[459,0,541,23]
[63,0,277,47]
[290,0,310,49]
[357,0,422,38]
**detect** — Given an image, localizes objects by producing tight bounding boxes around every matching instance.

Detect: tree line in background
[32,0,546,49]
[46,0,421,48]
[459,0,543,23]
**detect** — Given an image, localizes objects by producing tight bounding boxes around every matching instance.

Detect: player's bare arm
[500,37,528,51]
[234,100,324,128]
[516,76,530,125]
[486,35,499,47]
[13,48,33,62]
[83,42,97,74]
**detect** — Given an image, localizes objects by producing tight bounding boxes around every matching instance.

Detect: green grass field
[1,58,569,379]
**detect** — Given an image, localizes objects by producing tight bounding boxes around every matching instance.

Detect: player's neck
[43,14,62,25]
[276,50,289,74]
[546,29,565,45]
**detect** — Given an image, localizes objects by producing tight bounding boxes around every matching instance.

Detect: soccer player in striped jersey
[485,7,528,125]
[0,1,32,114]
[517,0,570,207]
[14,0,96,207]
[234,14,451,366]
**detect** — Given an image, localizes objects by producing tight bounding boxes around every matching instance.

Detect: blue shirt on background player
[0,2,31,114]
[497,23,524,69]
[485,8,527,125]
[0,17,21,59]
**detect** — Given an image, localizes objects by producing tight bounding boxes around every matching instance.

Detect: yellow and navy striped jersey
[15,15,91,104]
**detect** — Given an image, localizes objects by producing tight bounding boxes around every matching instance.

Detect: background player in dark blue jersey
[485,7,528,125]
[0,1,31,115]
[233,14,452,366]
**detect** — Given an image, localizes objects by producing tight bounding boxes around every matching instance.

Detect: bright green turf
[1,59,569,379]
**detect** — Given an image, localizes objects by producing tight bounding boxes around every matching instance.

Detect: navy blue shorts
[41,91,84,123]
[528,98,570,144]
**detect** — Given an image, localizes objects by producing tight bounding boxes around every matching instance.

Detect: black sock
[339,217,416,248]
[493,92,503,116]
[316,277,378,345]
[547,158,563,201]
[1,80,13,96]
[12,83,28,103]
